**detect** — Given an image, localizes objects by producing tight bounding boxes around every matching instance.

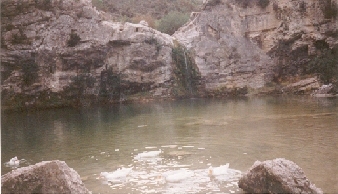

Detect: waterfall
[183,50,193,96]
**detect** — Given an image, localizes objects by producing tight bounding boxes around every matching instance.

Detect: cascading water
[183,50,193,96]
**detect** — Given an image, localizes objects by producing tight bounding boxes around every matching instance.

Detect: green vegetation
[236,0,270,8]
[92,0,105,10]
[131,14,156,28]
[307,48,338,84]
[156,11,189,35]
[91,0,202,34]
[67,31,81,47]
[258,0,270,9]
[12,29,31,45]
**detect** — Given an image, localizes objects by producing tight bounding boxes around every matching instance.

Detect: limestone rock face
[1,160,90,194]
[1,0,175,109]
[174,0,338,95]
[1,0,338,109]
[238,158,323,194]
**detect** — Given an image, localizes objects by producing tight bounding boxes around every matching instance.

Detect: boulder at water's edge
[238,158,323,194]
[1,160,90,194]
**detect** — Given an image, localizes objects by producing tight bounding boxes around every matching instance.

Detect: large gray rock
[1,160,90,194]
[238,158,323,194]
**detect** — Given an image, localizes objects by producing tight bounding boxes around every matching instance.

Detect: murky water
[2,96,338,193]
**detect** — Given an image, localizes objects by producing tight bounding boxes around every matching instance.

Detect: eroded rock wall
[1,0,337,109]
[174,0,338,95]
[1,0,176,110]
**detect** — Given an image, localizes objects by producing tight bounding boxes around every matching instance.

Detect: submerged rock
[238,158,323,194]
[1,160,90,194]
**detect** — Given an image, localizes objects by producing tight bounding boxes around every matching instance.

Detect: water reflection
[2,96,338,193]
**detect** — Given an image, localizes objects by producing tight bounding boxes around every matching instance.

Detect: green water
[2,96,338,193]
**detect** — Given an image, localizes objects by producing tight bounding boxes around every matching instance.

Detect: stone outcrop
[1,0,178,110]
[238,158,323,194]
[1,160,90,194]
[174,0,338,96]
[282,77,320,94]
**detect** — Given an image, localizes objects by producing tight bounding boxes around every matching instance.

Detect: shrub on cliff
[258,0,270,8]
[131,14,156,28]
[236,0,270,9]
[67,31,81,47]
[156,11,189,35]
[92,0,106,11]
[307,48,338,84]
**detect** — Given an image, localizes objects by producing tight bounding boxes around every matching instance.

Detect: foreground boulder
[238,158,323,194]
[1,160,90,194]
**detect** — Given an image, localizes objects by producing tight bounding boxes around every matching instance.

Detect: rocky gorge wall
[175,0,338,95]
[1,0,337,110]
[1,0,183,110]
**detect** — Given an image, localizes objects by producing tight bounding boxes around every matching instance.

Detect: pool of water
[2,96,338,193]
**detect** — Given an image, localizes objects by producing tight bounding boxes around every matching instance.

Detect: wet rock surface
[238,158,323,194]
[1,160,90,194]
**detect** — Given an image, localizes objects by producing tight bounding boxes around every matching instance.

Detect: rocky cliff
[174,0,338,95]
[1,0,181,110]
[1,0,337,110]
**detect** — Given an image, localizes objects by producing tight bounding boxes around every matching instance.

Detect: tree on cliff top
[156,11,190,35]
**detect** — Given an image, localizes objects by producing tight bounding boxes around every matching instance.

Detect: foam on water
[100,147,242,193]
[4,156,27,168]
